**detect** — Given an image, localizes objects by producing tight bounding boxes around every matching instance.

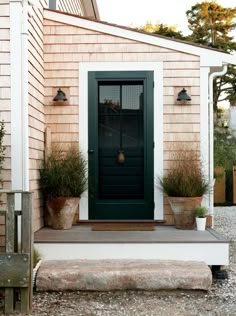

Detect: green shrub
[214,129,236,168]
[40,146,87,199]
[160,151,210,197]
[196,206,208,218]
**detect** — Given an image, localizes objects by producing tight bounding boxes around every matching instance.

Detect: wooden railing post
[0,191,33,315]
[21,192,33,313]
[5,193,15,314]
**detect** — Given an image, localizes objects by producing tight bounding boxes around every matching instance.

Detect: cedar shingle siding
[44,19,201,225]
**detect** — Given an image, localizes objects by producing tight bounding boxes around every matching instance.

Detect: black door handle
[88,149,94,154]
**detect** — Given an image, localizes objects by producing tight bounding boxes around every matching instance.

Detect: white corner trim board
[10,0,30,192]
[21,0,30,191]
[79,62,163,220]
[10,0,23,191]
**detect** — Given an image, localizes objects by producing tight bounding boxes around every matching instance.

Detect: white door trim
[79,62,163,220]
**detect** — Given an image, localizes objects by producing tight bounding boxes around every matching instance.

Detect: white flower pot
[196,217,206,231]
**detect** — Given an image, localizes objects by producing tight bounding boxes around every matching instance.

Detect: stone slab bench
[36,259,212,291]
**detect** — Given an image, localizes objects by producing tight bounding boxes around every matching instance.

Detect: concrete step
[36,259,212,291]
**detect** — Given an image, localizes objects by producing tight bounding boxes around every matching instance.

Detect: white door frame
[79,62,163,220]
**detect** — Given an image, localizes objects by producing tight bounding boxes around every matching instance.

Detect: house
[0,0,235,264]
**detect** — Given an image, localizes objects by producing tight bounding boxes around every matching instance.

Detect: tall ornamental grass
[40,146,87,199]
[160,151,210,197]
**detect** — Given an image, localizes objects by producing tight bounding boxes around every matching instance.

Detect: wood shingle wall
[44,19,200,224]
[28,1,47,232]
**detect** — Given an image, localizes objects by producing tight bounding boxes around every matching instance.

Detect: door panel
[88,71,154,219]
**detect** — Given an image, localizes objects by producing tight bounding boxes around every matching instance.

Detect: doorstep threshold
[78,220,166,224]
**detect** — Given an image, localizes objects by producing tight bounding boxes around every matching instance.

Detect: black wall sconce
[53,88,67,102]
[176,88,191,104]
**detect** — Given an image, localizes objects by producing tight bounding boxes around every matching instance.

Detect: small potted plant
[40,146,87,230]
[196,206,208,231]
[159,150,210,229]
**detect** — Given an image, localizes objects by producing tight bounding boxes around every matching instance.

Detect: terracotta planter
[46,197,80,230]
[168,196,202,229]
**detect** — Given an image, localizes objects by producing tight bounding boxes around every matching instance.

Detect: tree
[136,22,185,40]
[186,1,236,109]
[186,2,236,49]
[222,65,236,106]
[135,2,236,110]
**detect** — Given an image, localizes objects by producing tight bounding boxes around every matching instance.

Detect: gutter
[208,65,228,215]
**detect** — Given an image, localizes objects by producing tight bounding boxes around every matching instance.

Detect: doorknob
[88,149,94,154]
[117,150,125,163]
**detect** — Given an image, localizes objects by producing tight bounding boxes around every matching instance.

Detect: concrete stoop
[36,259,212,291]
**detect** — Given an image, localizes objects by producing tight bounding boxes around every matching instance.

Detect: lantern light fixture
[53,88,67,102]
[176,88,191,102]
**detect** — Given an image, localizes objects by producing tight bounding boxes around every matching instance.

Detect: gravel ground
[1,206,236,316]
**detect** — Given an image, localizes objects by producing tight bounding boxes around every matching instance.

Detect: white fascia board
[44,10,236,67]
[201,53,236,67]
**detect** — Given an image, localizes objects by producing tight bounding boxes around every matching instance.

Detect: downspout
[208,64,228,216]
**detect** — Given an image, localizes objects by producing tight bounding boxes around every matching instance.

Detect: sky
[96,0,236,36]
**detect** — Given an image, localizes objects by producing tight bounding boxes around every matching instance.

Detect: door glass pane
[99,85,120,113]
[98,81,144,200]
[122,85,143,110]
[99,85,120,149]
[122,85,143,148]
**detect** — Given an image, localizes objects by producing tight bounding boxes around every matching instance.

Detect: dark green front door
[88,71,154,219]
